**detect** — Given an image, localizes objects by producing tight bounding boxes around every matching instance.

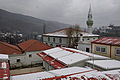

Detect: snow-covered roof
[102,69,120,74]
[38,47,109,69]
[11,72,55,80]
[65,48,109,59]
[0,54,9,59]
[49,67,93,76]
[49,50,72,59]
[87,60,120,69]
[43,28,99,37]
[57,53,88,65]
[40,47,90,65]
[43,47,63,55]
[12,66,120,80]
[11,67,95,80]
[69,69,120,80]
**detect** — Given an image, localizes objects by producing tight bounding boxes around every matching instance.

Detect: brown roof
[18,40,52,52]
[0,41,22,55]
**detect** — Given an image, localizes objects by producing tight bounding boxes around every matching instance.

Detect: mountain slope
[0,9,69,34]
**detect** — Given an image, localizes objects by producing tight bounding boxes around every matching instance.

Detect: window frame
[96,46,100,52]
[95,46,107,53]
[115,48,120,56]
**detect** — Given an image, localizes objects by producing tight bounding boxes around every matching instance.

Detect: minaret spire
[86,2,93,34]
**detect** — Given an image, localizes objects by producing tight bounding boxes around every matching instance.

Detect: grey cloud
[0,0,120,28]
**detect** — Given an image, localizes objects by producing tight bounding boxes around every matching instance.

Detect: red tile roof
[92,37,120,46]
[0,41,22,54]
[18,40,51,52]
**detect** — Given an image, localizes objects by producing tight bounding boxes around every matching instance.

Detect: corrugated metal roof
[38,47,109,69]
[11,66,120,80]
[11,67,95,80]
[11,71,55,80]
[37,52,66,69]
[58,53,88,65]
[92,37,120,46]
[87,60,120,69]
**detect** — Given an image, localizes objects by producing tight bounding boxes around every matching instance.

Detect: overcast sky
[0,0,120,28]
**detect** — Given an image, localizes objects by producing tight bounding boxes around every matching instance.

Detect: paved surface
[10,66,45,76]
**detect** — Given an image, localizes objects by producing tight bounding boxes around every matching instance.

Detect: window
[50,44,53,46]
[16,59,20,62]
[101,47,106,53]
[96,46,106,53]
[48,37,50,41]
[82,39,84,41]
[29,54,32,58]
[59,38,62,43]
[53,38,55,42]
[96,46,100,52]
[116,48,120,55]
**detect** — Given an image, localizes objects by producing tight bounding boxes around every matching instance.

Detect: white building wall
[78,37,99,52]
[78,43,91,52]
[43,36,68,47]
[9,51,42,68]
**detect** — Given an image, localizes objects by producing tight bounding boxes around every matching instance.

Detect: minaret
[86,4,93,34]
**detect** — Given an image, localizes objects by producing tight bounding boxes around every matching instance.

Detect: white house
[77,32,99,52]
[0,40,51,69]
[37,47,109,71]
[42,28,99,52]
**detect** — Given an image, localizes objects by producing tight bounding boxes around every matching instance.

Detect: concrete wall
[9,51,42,68]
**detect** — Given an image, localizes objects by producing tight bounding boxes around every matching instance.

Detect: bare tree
[66,25,81,48]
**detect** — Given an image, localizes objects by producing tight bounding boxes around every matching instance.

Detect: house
[42,28,99,52]
[91,37,120,60]
[37,47,109,71]
[0,54,10,80]
[77,33,99,52]
[0,40,51,69]
[11,67,120,80]
[86,59,120,71]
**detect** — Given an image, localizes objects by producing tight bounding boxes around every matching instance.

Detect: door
[86,48,90,52]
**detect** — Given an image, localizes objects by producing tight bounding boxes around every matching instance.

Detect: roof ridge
[0,41,21,52]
